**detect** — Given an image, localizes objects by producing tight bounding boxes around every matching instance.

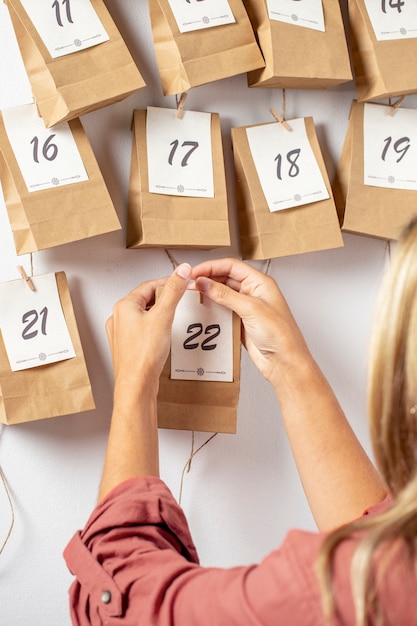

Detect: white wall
[0,1,401,624]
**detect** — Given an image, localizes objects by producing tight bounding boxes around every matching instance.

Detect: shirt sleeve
[63,476,389,626]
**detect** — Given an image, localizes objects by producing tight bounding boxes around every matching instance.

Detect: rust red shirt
[64,476,414,625]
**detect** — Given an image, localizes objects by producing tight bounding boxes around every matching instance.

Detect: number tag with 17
[0,273,76,372]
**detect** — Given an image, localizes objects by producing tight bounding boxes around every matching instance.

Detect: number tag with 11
[246,118,329,212]
[147,106,214,198]
[166,0,235,33]
[2,102,88,192]
[363,103,417,191]
[0,273,76,372]
[19,0,110,58]
[170,290,233,382]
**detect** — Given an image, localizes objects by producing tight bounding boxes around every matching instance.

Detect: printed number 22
[183,323,220,350]
[22,307,48,340]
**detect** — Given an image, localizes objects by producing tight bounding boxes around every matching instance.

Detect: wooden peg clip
[176,92,188,118]
[270,108,291,131]
[17,265,35,292]
[387,95,406,117]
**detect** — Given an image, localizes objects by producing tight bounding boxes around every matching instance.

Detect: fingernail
[176,263,191,279]
[196,276,210,292]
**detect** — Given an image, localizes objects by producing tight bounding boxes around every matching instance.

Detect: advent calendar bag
[157,289,241,433]
[126,107,231,250]
[334,101,417,240]
[0,103,120,255]
[148,0,264,96]
[5,0,145,127]
[244,0,352,89]
[231,117,343,260]
[0,271,94,425]
[349,0,417,102]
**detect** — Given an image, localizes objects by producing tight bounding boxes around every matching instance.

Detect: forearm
[98,378,160,502]
[270,354,387,531]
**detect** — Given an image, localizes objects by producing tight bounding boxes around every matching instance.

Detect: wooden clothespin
[387,95,406,117]
[17,265,35,292]
[270,108,291,131]
[176,92,188,119]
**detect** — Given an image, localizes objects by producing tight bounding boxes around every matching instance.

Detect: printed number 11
[52,0,73,27]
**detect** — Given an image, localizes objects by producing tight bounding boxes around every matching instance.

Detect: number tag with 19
[170,290,233,382]
[363,103,417,191]
[246,117,329,212]
[167,0,235,33]
[2,102,88,193]
[363,0,417,41]
[0,273,76,372]
[146,106,214,199]
[19,0,110,58]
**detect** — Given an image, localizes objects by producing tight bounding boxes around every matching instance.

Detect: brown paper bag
[231,118,343,260]
[5,0,145,128]
[157,295,241,434]
[244,0,352,89]
[349,0,417,102]
[0,272,95,425]
[334,101,417,240]
[0,112,121,255]
[148,0,264,96]
[126,109,231,250]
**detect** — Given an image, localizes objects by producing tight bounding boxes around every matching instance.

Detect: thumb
[157,263,192,310]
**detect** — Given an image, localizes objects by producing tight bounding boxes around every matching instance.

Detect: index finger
[191,257,272,297]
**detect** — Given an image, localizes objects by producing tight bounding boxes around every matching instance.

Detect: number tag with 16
[170,290,233,382]
[167,0,235,33]
[363,0,417,41]
[246,117,329,212]
[2,102,88,193]
[147,106,214,199]
[0,273,76,372]
[363,103,417,191]
[19,0,110,58]
[266,0,325,32]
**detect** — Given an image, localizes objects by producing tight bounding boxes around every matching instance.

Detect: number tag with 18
[170,290,233,382]
[246,117,329,213]
[2,102,89,193]
[0,273,76,372]
[146,106,214,199]
[363,103,417,191]
[19,0,110,58]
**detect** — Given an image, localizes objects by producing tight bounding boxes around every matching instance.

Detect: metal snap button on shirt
[101,590,112,604]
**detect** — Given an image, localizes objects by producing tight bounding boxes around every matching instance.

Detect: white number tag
[0,273,76,372]
[246,118,329,212]
[20,0,110,58]
[166,0,235,33]
[363,103,417,191]
[171,290,233,382]
[363,0,417,41]
[266,0,325,32]
[146,106,214,199]
[2,103,88,193]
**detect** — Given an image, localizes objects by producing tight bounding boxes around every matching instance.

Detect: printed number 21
[183,323,220,350]
[52,0,73,27]
[22,307,48,340]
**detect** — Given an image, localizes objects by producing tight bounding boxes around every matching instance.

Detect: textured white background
[0,2,406,624]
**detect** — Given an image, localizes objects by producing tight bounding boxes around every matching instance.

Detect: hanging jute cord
[178,431,218,505]
[0,465,14,556]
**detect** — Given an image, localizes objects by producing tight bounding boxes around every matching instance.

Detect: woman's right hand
[192,258,312,386]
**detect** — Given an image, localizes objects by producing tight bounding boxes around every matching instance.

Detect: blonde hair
[317,219,417,625]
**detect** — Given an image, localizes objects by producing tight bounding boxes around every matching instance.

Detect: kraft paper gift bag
[148,0,264,96]
[5,0,145,127]
[244,0,352,89]
[126,108,231,250]
[334,101,417,241]
[231,117,343,260]
[157,288,241,433]
[0,104,121,255]
[0,272,95,425]
[349,0,417,102]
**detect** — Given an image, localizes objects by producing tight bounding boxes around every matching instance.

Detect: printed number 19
[381,136,410,163]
